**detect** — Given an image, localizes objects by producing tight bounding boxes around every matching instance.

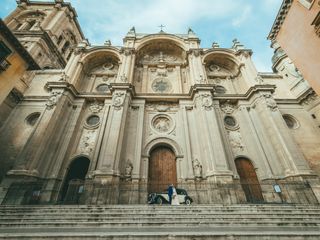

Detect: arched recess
[143,137,183,158]
[15,10,46,30]
[60,156,90,203]
[235,157,264,203]
[75,49,121,92]
[143,138,183,194]
[203,51,243,94]
[134,38,188,94]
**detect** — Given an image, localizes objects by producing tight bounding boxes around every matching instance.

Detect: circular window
[282,114,299,129]
[224,115,237,127]
[215,85,226,94]
[25,112,41,126]
[152,78,172,93]
[96,84,109,92]
[86,115,100,126]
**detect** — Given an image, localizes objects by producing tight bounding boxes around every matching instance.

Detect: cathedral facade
[1,0,320,205]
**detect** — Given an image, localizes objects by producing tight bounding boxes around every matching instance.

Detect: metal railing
[1,180,319,205]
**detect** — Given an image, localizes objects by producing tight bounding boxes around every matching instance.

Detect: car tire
[185,198,191,205]
[156,197,163,205]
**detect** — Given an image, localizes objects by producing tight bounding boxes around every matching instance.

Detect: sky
[0,0,282,72]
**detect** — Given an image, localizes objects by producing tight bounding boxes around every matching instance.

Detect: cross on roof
[158,24,165,32]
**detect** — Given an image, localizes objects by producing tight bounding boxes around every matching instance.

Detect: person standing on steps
[171,185,180,205]
[167,184,173,204]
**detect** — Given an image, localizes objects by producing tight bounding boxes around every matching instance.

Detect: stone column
[179,102,194,179]
[131,101,145,179]
[237,105,274,178]
[188,50,203,85]
[95,85,132,178]
[118,48,135,83]
[194,90,232,181]
[252,92,312,176]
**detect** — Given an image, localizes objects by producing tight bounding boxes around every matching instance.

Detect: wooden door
[235,158,264,203]
[148,147,177,194]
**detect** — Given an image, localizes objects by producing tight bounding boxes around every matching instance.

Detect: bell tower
[4,0,84,69]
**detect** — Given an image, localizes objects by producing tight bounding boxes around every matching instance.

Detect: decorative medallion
[152,78,172,93]
[103,62,114,70]
[201,94,213,110]
[89,101,104,113]
[264,94,277,111]
[220,101,237,114]
[112,92,126,110]
[46,90,63,110]
[151,114,174,133]
[209,64,221,72]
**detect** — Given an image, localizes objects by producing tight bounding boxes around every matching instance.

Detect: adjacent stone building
[268,0,320,94]
[0,0,320,205]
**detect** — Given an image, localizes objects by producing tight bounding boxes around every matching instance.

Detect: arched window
[235,158,264,203]
[15,23,22,30]
[57,35,63,45]
[60,157,90,204]
[61,41,70,54]
[24,20,36,30]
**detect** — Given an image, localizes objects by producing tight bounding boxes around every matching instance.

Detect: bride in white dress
[171,186,180,205]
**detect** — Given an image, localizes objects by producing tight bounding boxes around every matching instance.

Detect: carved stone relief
[112,92,126,110]
[151,115,173,133]
[124,159,133,180]
[220,101,237,114]
[196,93,213,110]
[89,101,104,114]
[88,58,119,86]
[152,78,172,93]
[206,63,232,78]
[301,91,319,106]
[78,129,97,154]
[145,102,178,112]
[192,159,203,180]
[46,90,63,110]
[264,94,278,111]
[227,130,245,155]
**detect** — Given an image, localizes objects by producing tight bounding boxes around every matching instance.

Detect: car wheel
[156,197,163,205]
[185,198,191,205]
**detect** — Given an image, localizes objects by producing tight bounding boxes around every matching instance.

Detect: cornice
[13,30,66,67]
[268,0,293,40]
[0,19,39,70]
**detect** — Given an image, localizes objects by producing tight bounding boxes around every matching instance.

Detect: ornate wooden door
[235,158,264,203]
[148,147,177,193]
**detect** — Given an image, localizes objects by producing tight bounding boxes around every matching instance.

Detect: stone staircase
[0,204,320,239]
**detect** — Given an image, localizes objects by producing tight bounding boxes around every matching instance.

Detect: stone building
[0,0,320,205]
[268,0,320,94]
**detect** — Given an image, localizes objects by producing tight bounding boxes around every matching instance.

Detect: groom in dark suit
[168,184,173,204]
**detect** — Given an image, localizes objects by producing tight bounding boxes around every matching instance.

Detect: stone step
[1,214,317,219]
[0,219,320,227]
[1,226,320,240]
[1,205,320,239]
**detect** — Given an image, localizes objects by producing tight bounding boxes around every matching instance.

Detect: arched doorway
[235,158,264,203]
[60,157,90,204]
[148,146,177,194]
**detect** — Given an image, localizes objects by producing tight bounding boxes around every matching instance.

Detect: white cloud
[232,5,252,27]
[72,0,245,45]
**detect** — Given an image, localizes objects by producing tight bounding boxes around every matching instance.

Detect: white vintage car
[147,188,193,205]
